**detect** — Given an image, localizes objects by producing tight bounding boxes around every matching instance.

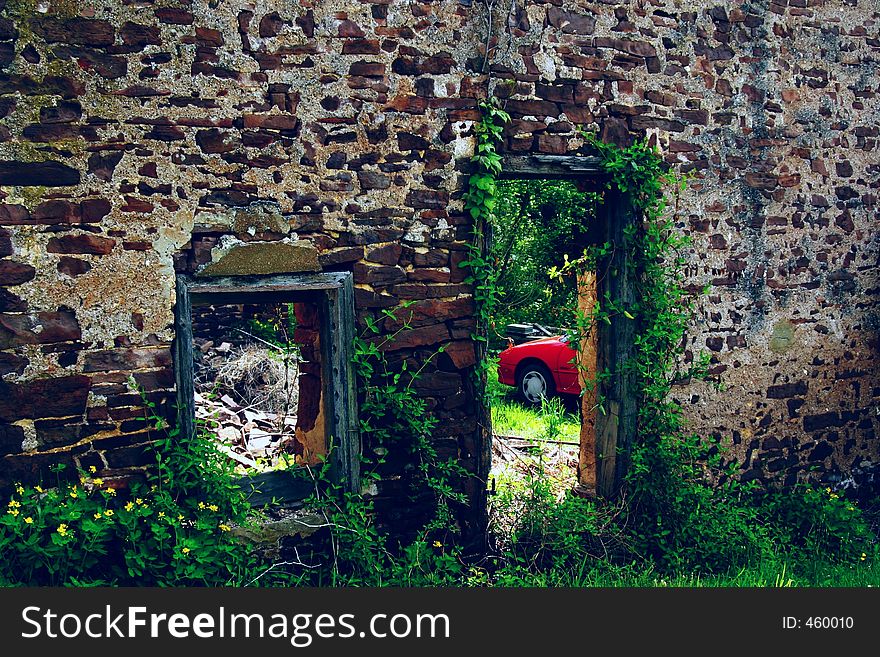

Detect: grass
[492,559,880,587]
[485,384,880,589]
[491,396,580,443]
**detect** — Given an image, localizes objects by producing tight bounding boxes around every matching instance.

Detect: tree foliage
[490,179,598,333]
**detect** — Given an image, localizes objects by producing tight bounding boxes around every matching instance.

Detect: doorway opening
[485,153,639,502]
[488,177,601,499]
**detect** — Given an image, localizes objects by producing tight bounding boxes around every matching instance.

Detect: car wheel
[516,362,556,405]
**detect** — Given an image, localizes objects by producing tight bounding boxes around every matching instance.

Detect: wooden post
[575,269,598,497]
[594,188,639,499]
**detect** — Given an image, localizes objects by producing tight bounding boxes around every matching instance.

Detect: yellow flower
[219,523,231,532]
[24,516,33,524]
[7,499,20,508]
[69,490,78,499]
[92,478,104,486]
[208,504,219,512]
[181,547,191,555]
[433,540,442,548]
[35,486,44,494]
[57,524,69,537]
[89,466,97,473]
[135,498,144,505]
[861,553,867,561]
[158,512,165,518]
[106,488,116,496]
[104,509,114,517]
[198,502,206,510]
[7,508,19,517]
[125,502,135,512]
[93,512,102,520]
[177,514,184,521]
[14,484,24,495]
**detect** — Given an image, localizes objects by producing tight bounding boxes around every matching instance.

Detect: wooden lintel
[499,154,608,180]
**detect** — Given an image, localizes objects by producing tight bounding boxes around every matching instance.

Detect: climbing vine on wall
[459,98,510,391]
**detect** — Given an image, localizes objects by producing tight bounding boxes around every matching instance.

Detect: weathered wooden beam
[576,269,598,497]
[499,154,608,180]
[594,188,639,499]
[172,277,195,446]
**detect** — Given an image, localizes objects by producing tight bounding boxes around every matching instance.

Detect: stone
[595,37,657,57]
[0,260,35,286]
[405,189,449,209]
[769,319,796,354]
[87,151,124,181]
[39,101,82,124]
[80,199,112,223]
[0,311,81,349]
[47,234,116,256]
[155,8,194,25]
[365,243,402,266]
[766,381,808,399]
[83,347,172,373]
[0,161,80,186]
[354,263,406,287]
[374,323,449,351]
[0,424,25,456]
[57,257,91,277]
[30,17,115,47]
[198,240,319,276]
[443,341,476,369]
[0,375,91,422]
[259,12,284,37]
[383,297,474,331]
[0,289,26,312]
[547,7,596,35]
[358,171,391,190]
[0,353,28,377]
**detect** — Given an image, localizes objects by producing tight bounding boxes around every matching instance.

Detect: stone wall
[0,0,877,533]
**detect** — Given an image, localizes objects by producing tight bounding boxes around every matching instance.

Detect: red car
[497,335,580,404]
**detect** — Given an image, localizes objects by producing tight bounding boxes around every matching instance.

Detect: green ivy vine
[459,98,510,398]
